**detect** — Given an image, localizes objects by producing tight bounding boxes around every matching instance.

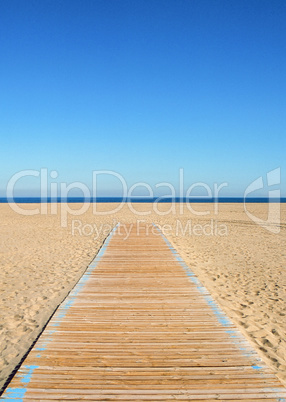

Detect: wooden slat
[1,223,286,401]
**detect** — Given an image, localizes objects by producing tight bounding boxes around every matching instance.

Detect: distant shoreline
[0,197,284,203]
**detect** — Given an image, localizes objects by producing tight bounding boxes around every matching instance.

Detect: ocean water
[0,197,284,203]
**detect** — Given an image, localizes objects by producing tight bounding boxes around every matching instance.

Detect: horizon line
[0,196,285,204]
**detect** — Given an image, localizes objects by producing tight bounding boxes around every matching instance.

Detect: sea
[0,197,285,203]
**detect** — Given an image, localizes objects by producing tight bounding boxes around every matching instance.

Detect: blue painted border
[154,223,286,399]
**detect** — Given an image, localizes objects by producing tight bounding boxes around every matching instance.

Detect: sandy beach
[0,202,285,392]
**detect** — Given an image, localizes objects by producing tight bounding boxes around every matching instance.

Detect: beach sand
[0,202,285,392]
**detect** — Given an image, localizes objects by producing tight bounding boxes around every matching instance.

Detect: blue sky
[1,0,285,197]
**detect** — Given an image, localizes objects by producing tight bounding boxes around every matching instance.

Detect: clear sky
[1,0,285,197]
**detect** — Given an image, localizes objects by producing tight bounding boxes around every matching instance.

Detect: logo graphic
[244,168,281,234]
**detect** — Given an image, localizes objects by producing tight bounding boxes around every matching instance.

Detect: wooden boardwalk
[1,223,286,401]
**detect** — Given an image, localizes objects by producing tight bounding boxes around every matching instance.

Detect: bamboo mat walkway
[1,223,286,401]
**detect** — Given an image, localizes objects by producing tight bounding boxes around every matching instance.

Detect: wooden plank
[1,223,285,401]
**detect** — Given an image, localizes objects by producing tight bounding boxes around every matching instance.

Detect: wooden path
[1,223,286,401]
